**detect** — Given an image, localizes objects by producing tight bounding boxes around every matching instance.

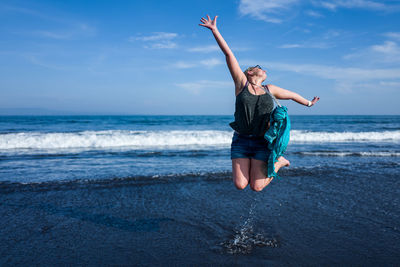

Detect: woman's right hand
[199,15,218,31]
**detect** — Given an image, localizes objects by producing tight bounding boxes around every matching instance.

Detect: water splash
[220,199,279,254]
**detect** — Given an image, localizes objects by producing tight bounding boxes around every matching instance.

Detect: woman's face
[252,66,267,80]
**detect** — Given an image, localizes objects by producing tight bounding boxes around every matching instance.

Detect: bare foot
[274,156,290,173]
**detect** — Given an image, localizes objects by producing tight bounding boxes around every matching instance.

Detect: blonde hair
[243,65,260,78]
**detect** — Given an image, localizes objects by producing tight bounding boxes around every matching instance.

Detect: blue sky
[1,0,399,115]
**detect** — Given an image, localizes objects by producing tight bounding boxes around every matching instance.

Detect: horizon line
[0,113,399,116]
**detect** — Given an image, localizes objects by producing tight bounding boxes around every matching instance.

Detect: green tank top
[229,81,275,136]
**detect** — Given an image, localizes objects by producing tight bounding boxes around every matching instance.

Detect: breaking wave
[0,129,399,150]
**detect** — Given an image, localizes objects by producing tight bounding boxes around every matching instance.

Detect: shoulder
[265,84,279,95]
[266,84,297,100]
[266,84,278,91]
[266,84,288,94]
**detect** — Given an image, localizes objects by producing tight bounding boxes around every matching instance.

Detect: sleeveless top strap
[262,85,282,107]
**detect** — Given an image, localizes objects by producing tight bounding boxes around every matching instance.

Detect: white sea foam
[299,151,400,157]
[291,130,400,143]
[0,129,399,150]
[0,130,232,150]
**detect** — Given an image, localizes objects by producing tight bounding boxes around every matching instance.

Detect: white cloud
[266,61,400,81]
[344,41,400,63]
[371,41,399,54]
[32,24,96,40]
[279,44,303,49]
[238,0,299,23]
[318,1,336,10]
[25,54,68,70]
[379,81,400,87]
[371,41,400,62]
[240,0,399,25]
[278,30,341,49]
[305,10,324,17]
[133,32,178,41]
[187,45,220,53]
[175,80,232,94]
[147,41,177,49]
[200,58,223,68]
[238,0,398,24]
[172,61,196,69]
[131,32,178,49]
[5,6,96,39]
[336,80,400,93]
[171,58,223,69]
[278,29,341,49]
[34,30,71,40]
[278,42,331,49]
[250,60,400,93]
[322,30,341,39]
[316,0,396,11]
[384,32,400,41]
[3,5,43,16]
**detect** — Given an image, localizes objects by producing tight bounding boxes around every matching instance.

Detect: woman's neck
[248,79,263,87]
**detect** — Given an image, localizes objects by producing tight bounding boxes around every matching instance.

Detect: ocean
[1,115,399,265]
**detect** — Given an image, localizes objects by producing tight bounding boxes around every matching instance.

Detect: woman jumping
[199,15,320,192]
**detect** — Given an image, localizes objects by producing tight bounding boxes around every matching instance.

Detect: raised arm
[199,15,246,92]
[268,84,320,107]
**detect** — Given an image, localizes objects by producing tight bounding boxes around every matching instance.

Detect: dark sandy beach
[1,168,399,266]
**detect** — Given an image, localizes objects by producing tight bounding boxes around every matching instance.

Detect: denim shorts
[230,132,271,161]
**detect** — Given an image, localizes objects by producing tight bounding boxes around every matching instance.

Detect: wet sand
[1,171,399,266]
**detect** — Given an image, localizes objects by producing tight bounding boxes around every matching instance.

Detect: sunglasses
[245,65,262,72]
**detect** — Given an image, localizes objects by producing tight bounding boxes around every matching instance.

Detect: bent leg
[249,157,291,192]
[232,158,251,190]
[249,159,272,192]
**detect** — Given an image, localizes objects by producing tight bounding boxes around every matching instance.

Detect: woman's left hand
[310,96,320,106]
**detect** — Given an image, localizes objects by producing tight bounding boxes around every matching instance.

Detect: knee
[234,180,248,190]
[250,184,265,192]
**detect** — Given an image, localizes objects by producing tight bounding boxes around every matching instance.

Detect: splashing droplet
[220,201,279,254]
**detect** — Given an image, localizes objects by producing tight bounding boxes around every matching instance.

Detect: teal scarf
[264,105,291,178]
